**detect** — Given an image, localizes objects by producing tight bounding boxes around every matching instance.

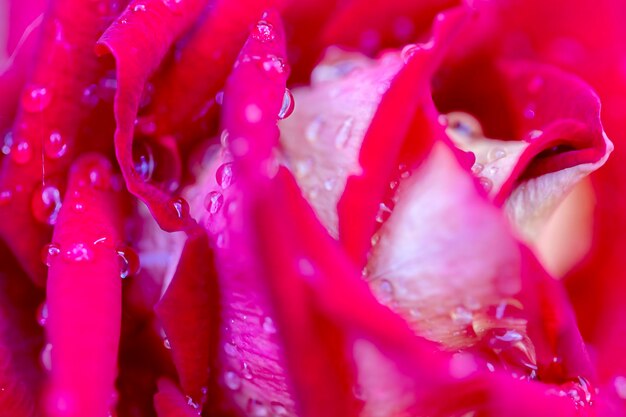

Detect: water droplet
[11,140,32,164]
[32,185,63,225]
[186,395,201,413]
[215,91,224,105]
[527,130,543,141]
[170,197,189,220]
[247,399,269,417]
[297,258,315,277]
[262,317,276,334]
[614,376,626,399]
[22,85,52,112]
[335,117,354,149]
[224,342,237,357]
[305,117,323,142]
[63,243,93,262]
[478,177,492,192]
[241,362,253,380]
[219,129,230,148]
[44,131,68,159]
[132,3,146,12]
[278,89,294,119]
[270,402,288,416]
[488,148,506,162]
[323,178,336,191]
[450,306,473,325]
[401,44,418,63]
[2,131,13,155]
[524,105,536,119]
[0,189,13,206]
[216,163,234,189]
[41,343,53,371]
[204,191,224,214]
[294,158,313,176]
[132,140,155,182]
[370,233,380,246]
[42,243,61,266]
[163,338,171,349]
[375,202,392,223]
[471,163,484,175]
[37,302,49,326]
[252,20,275,43]
[162,0,183,13]
[245,104,263,123]
[117,245,140,279]
[374,279,394,303]
[224,371,241,390]
[82,84,99,107]
[260,54,288,75]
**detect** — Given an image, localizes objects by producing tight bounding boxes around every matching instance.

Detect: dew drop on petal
[117,245,141,279]
[132,140,155,182]
[63,243,93,262]
[248,399,269,417]
[0,189,13,206]
[614,376,626,399]
[11,140,32,164]
[262,317,276,334]
[305,116,323,142]
[42,242,61,266]
[162,0,183,13]
[32,185,63,225]
[375,202,392,223]
[252,20,275,43]
[2,131,13,155]
[335,117,354,149]
[224,371,241,390]
[22,85,52,112]
[163,338,172,349]
[37,302,49,326]
[374,279,394,303]
[471,163,484,175]
[43,131,68,159]
[278,89,294,119]
[488,147,506,162]
[170,197,190,220]
[478,177,492,192]
[215,91,224,105]
[82,84,100,107]
[204,191,224,214]
[41,343,53,371]
[450,306,473,325]
[132,3,146,12]
[270,402,288,416]
[241,362,253,380]
[223,342,237,357]
[216,163,234,189]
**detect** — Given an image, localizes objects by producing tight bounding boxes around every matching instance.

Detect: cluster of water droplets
[41,240,140,279]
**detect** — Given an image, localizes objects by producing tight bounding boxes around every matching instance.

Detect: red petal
[96,0,206,232]
[45,154,124,417]
[155,230,219,404]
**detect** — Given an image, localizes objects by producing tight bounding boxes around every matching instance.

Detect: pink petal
[45,154,124,417]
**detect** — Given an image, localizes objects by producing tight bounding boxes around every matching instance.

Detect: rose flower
[0,0,625,416]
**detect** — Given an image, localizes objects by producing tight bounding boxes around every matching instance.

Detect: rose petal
[45,154,124,417]
[155,230,219,404]
[96,0,206,232]
[154,378,204,417]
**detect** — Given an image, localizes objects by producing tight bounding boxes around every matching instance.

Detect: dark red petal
[45,154,124,417]
[155,230,219,404]
[96,0,206,232]
[0,245,44,417]
[338,8,467,267]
